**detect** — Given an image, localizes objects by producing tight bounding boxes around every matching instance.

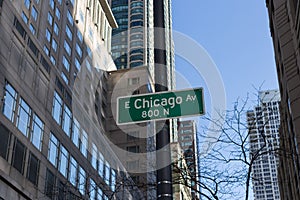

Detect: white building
[247,90,281,200]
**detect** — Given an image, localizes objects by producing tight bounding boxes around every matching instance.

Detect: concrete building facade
[247,90,281,200]
[0,0,142,199]
[266,0,300,199]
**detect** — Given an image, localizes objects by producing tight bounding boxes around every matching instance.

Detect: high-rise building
[107,1,177,198]
[109,0,175,90]
[170,142,192,200]
[247,90,281,200]
[265,0,300,199]
[105,66,157,200]
[0,0,143,199]
[178,120,199,199]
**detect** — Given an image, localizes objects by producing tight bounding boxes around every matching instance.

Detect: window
[3,82,17,122]
[45,29,51,42]
[0,124,11,160]
[48,133,59,166]
[97,187,103,199]
[59,145,69,178]
[89,179,97,200]
[49,0,54,10]
[52,92,63,124]
[47,12,53,25]
[75,57,81,71]
[104,162,110,185]
[72,119,80,147]
[55,8,60,20]
[52,39,57,52]
[111,170,116,191]
[12,139,26,174]
[62,56,70,71]
[69,156,78,186]
[67,10,73,26]
[31,114,44,151]
[62,105,72,136]
[24,0,30,9]
[35,0,39,4]
[98,152,104,177]
[50,55,56,66]
[45,169,55,198]
[66,25,72,40]
[17,98,31,136]
[91,144,98,169]
[128,77,139,85]
[70,0,74,6]
[29,24,35,35]
[80,130,88,157]
[22,12,28,23]
[75,43,82,57]
[43,45,49,56]
[127,145,140,153]
[61,73,69,85]
[77,30,83,43]
[78,166,86,195]
[31,6,38,21]
[27,152,40,186]
[64,40,71,56]
[53,23,59,35]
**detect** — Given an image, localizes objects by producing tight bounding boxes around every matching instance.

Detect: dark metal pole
[154,0,173,199]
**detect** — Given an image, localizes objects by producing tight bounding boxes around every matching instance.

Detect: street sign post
[117,88,204,125]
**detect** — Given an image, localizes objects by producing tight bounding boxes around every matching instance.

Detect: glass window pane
[98,152,104,177]
[31,6,38,21]
[78,166,86,195]
[48,133,59,167]
[62,105,72,137]
[3,82,17,122]
[0,124,11,160]
[45,169,55,198]
[55,8,60,20]
[89,179,96,200]
[63,56,70,71]
[12,139,26,174]
[31,114,44,151]
[91,143,97,169]
[67,10,73,26]
[52,91,63,125]
[27,152,40,185]
[24,0,30,9]
[72,118,80,148]
[22,12,28,23]
[59,145,69,178]
[80,130,88,157]
[17,98,32,137]
[69,156,77,186]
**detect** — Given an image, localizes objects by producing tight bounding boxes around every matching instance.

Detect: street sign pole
[154,0,173,199]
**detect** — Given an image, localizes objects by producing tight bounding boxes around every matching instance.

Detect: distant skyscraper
[247,90,281,200]
[266,0,300,199]
[178,120,199,199]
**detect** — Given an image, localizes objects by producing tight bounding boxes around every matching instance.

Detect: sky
[172,1,278,199]
[172,0,279,109]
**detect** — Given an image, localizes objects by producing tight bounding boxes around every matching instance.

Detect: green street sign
[117,88,205,125]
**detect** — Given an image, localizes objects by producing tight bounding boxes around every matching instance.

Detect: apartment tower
[247,90,281,200]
